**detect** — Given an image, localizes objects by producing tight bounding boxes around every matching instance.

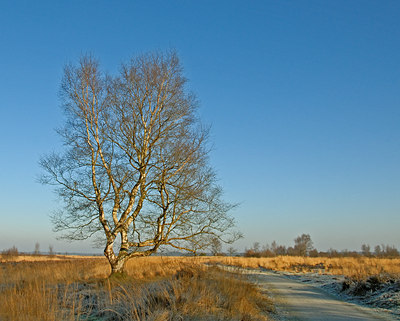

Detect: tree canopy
[40,51,241,274]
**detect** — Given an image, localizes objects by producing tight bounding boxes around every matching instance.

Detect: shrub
[1,246,19,259]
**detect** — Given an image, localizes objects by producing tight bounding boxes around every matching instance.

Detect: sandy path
[244,270,396,321]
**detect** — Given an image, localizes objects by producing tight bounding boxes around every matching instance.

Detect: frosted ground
[273,269,400,319]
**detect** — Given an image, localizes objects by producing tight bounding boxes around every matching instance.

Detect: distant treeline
[243,234,400,258]
[2,235,398,259]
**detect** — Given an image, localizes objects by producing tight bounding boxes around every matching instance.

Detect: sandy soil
[244,269,398,321]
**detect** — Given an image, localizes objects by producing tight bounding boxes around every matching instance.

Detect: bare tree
[374,245,382,257]
[270,240,278,255]
[209,237,223,256]
[252,242,260,253]
[40,51,241,274]
[34,242,40,255]
[293,234,314,256]
[361,244,371,257]
[227,246,236,256]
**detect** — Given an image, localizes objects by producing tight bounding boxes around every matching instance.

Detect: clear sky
[1,0,399,254]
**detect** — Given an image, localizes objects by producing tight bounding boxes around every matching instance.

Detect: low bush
[1,246,19,260]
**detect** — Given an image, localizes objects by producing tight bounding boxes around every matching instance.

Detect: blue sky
[0,1,399,253]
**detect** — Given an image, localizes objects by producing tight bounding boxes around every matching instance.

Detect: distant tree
[40,51,241,275]
[374,245,382,257]
[343,249,359,257]
[287,246,296,256]
[49,245,55,256]
[383,245,399,257]
[326,248,338,257]
[361,244,371,257]
[252,242,260,253]
[293,234,314,256]
[34,242,40,255]
[270,241,278,255]
[244,248,258,257]
[275,245,287,256]
[1,246,19,259]
[340,249,350,257]
[244,242,264,257]
[227,246,237,256]
[210,237,223,256]
[260,246,274,257]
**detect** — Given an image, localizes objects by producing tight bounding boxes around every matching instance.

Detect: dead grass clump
[101,265,272,321]
[341,274,400,301]
[0,280,87,321]
[123,256,189,280]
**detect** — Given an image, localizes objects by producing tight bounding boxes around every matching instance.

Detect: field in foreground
[0,256,273,321]
[1,255,399,320]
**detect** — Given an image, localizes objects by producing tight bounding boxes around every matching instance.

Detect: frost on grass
[279,271,400,319]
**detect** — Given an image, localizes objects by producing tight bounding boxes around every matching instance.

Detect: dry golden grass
[203,256,400,280]
[0,255,273,321]
[2,254,397,320]
[0,254,98,263]
[0,257,107,321]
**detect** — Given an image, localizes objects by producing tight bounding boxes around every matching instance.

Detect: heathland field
[0,255,399,320]
[0,255,274,321]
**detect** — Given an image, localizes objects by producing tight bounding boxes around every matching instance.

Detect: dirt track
[245,270,397,321]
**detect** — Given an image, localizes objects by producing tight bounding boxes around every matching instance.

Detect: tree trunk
[110,257,126,275]
[104,242,127,276]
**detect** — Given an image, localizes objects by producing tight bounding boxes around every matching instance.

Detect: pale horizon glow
[0,1,399,254]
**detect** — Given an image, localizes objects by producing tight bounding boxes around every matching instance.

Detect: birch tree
[40,51,240,274]
[293,234,314,256]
